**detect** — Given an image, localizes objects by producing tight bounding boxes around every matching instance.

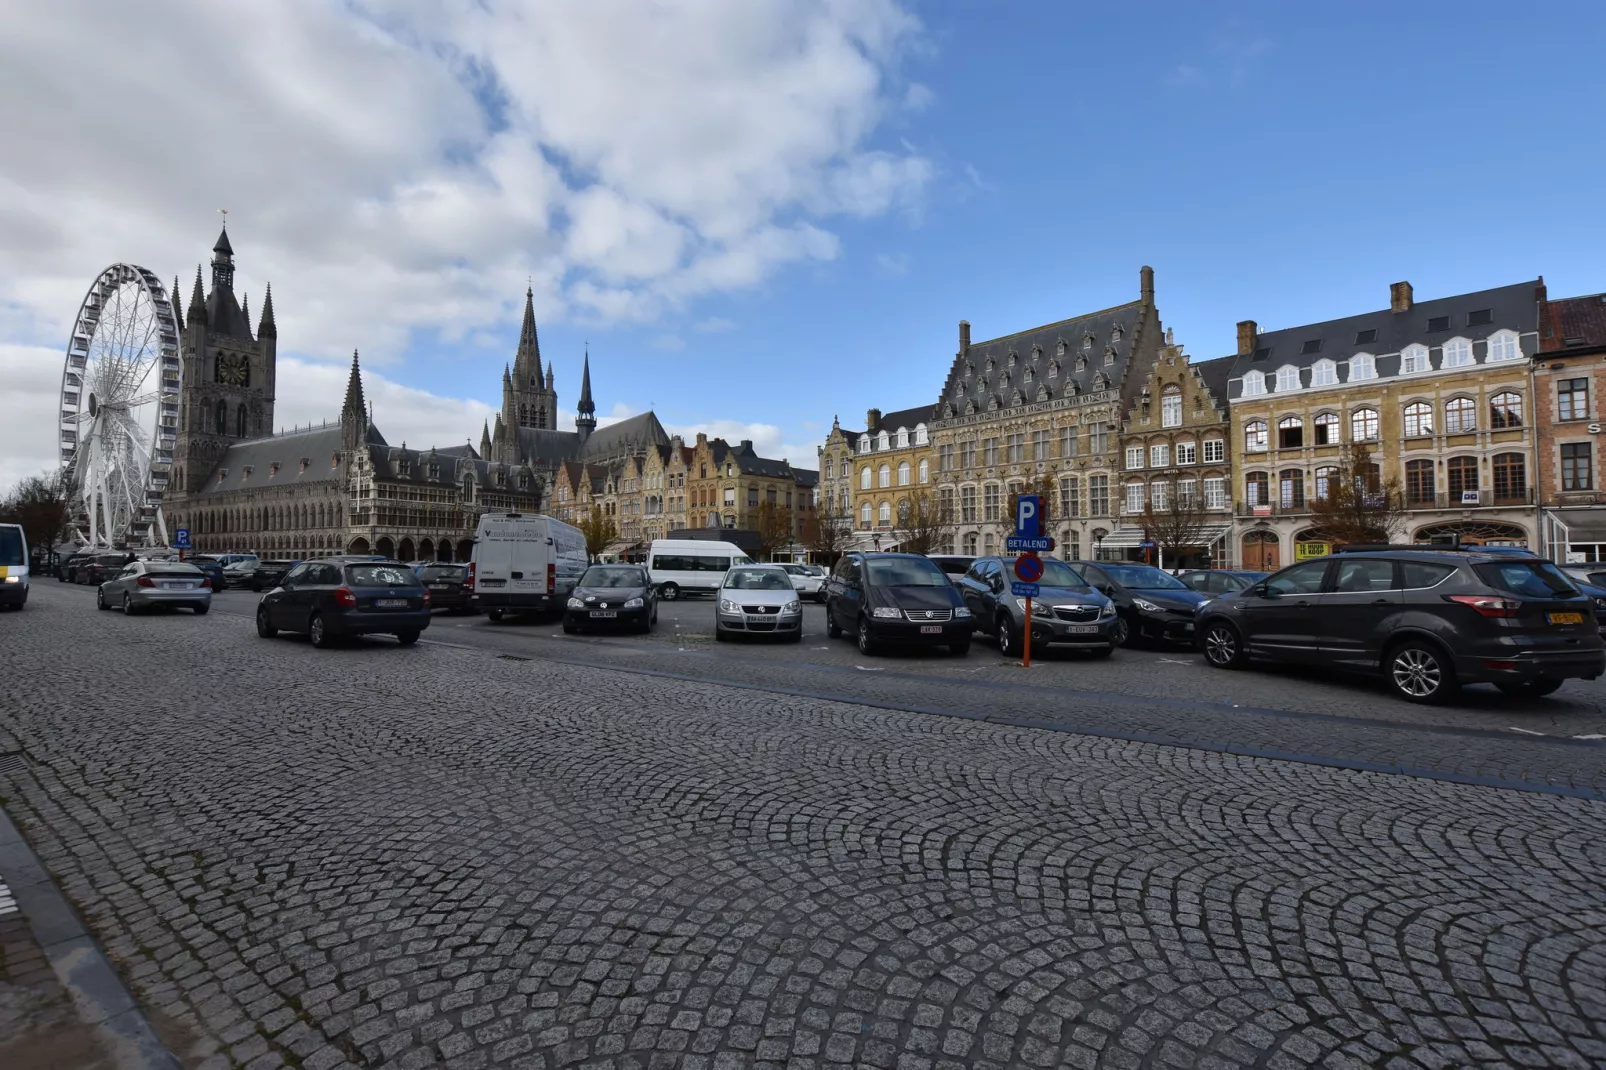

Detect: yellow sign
[1294,541,1331,560]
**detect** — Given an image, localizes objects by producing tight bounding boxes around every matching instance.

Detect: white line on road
[1507,727,1546,736]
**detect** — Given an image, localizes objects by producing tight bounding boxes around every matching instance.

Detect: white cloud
[273,357,495,453]
[0,344,67,493]
[0,0,932,482]
[693,317,737,334]
[664,419,819,470]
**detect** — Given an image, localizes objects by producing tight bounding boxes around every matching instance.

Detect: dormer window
[1275,365,1301,391]
[985,357,995,373]
[269,462,280,477]
[299,458,310,473]
[914,424,928,446]
[496,468,506,486]
[1056,340,1067,358]
[1240,373,1268,397]
[896,429,909,448]
[1400,344,1429,374]
[1311,359,1338,387]
[519,473,530,490]
[876,431,890,450]
[1103,346,1116,365]
[428,462,440,479]
[241,465,252,481]
[1349,353,1377,381]
[330,454,340,469]
[1111,325,1123,342]
[1008,351,1018,367]
[1083,334,1094,352]
[1487,330,1521,362]
[217,469,229,484]
[1024,367,1034,383]
[1441,338,1473,368]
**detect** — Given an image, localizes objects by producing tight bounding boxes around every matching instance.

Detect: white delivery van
[469,512,589,621]
[646,538,752,600]
[0,523,29,610]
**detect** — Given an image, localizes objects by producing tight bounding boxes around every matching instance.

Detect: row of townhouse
[819,266,1606,567]
[550,432,818,555]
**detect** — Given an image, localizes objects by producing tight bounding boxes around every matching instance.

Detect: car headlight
[623,597,644,609]
[566,597,585,609]
[1133,598,1161,612]
[718,599,740,613]
[1594,596,1606,612]
[1099,602,1116,618]
[1014,598,1050,617]
[782,600,800,614]
[872,606,902,619]
[954,606,970,619]
[2,575,18,584]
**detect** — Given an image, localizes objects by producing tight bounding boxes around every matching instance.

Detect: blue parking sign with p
[173,527,191,549]
[1015,494,1041,539]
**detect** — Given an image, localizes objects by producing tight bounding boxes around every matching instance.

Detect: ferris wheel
[58,264,182,548]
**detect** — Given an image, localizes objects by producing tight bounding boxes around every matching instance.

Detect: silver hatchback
[98,561,212,615]
[716,564,803,642]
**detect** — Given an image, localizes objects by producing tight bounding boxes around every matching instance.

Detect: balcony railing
[1238,489,1534,516]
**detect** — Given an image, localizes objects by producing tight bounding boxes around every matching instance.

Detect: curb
[0,802,183,1070]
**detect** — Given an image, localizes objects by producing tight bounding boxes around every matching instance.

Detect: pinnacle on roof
[171,276,183,324]
[213,225,233,256]
[578,346,595,416]
[187,265,206,325]
[241,290,250,328]
[515,286,542,380]
[258,283,277,337]
[341,349,367,426]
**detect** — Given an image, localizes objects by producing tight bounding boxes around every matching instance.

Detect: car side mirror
[1099,585,1115,596]
[1251,584,1274,597]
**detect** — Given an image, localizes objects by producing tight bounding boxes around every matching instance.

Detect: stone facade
[1535,287,1606,559]
[826,406,936,546]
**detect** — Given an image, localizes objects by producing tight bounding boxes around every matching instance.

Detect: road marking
[1159,658,1192,665]
[1574,734,1606,740]
[855,665,883,672]
[1507,727,1546,736]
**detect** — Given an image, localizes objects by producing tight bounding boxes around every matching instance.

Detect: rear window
[418,565,464,581]
[346,564,423,588]
[1400,561,1456,589]
[149,564,203,576]
[1475,561,1578,598]
[0,526,23,566]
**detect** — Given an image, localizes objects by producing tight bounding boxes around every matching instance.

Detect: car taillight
[136,575,155,588]
[200,578,212,589]
[421,589,431,607]
[334,587,358,608]
[1446,594,1521,618]
[466,561,476,589]
[547,562,555,593]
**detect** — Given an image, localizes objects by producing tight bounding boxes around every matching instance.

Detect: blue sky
[2,1,1603,486]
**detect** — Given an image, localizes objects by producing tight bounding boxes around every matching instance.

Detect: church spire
[241,290,250,333]
[187,265,207,326]
[258,283,276,337]
[514,286,542,383]
[479,419,492,459]
[342,349,367,426]
[575,346,597,442]
[171,276,182,324]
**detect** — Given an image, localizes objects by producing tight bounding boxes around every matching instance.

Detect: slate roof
[1225,280,1542,398]
[1191,356,1235,407]
[934,301,1146,420]
[204,285,255,342]
[870,405,936,433]
[792,468,819,488]
[198,425,366,496]
[1540,293,1606,356]
[511,411,670,468]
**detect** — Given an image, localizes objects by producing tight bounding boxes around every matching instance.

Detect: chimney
[959,320,971,354]
[696,432,708,447]
[739,439,752,452]
[1236,320,1258,356]
[1140,265,1155,302]
[866,408,882,431]
[1390,281,1413,312]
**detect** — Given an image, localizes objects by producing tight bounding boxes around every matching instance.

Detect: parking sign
[173,527,191,550]
[1015,494,1041,539]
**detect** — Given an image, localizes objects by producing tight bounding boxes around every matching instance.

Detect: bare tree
[578,507,618,561]
[752,501,793,561]
[894,489,956,556]
[1140,473,1212,564]
[801,508,850,566]
[0,472,72,550]
[1307,441,1407,545]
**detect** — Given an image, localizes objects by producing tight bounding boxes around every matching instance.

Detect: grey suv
[956,556,1118,658]
[1196,549,1606,703]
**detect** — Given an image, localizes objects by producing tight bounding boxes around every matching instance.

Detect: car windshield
[1476,561,1578,598]
[724,568,793,591]
[419,565,465,581]
[0,527,25,566]
[346,564,422,588]
[1100,564,1190,590]
[225,560,255,570]
[580,566,645,588]
[866,557,949,587]
[1037,561,1087,587]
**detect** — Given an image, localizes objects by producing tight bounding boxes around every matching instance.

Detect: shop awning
[598,540,635,559]
[1545,509,1606,544]
[1092,524,1229,551]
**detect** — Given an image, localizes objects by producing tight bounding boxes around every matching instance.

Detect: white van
[469,512,589,621]
[647,538,752,600]
[0,523,29,610]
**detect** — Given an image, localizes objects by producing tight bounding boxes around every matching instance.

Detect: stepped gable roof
[935,300,1144,420]
[1190,355,1235,405]
[1541,292,1606,356]
[196,424,361,496]
[1225,279,1541,397]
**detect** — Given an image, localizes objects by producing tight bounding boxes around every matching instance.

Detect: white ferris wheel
[58,264,182,548]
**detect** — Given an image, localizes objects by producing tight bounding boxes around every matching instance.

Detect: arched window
[1493,453,1527,501]
[214,400,227,434]
[1444,397,1476,434]
[1241,373,1268,397]
[1279,470,1305,509]
[1442,338,1473,368]
[1490,392,1524,429]
[860,466,872,491]
[878,501,891,527]
[1244,420,1268,452]
[235,404,248,438]
[1405,459,1435,504]
[1310,359,1337,387]
[1277,417,1304,449]
[1314,465,1338,500]
[1403,402,1434,437]
[1245,471,1269,506]
[896,429,909,448]
[878,465,891,489]
[1447,456,1479,497]
[1275,365,1301,392]
[860,501,872,526]
[897,461,911,486]
[1313,412,1339,445]
[918,458,929,483]
[1348,353,1377,381]
[1161,386,1183,428]
[1487,331,1521,362]
[914,424,928,446]
[1350,407,1379,441]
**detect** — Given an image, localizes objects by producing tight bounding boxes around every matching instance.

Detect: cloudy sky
[3,2,1604,491]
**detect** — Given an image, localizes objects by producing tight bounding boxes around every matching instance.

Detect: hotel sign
[935,390,1118,429]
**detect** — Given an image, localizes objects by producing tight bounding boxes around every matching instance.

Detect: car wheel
[826,611,842,639]
[857,617,879,656]
[122,594,136,616]
[714,626,729,642]
[1113,614,1132,647]
[996,615,1020,658]
[948,639,971,656]
[660,583,679,602]
[1202,621,1248,669]
[562,619,578,634]
[1496,679,1565,698]
[256,608,277,638]
[487,609,503,623]
[309,613,333,649]
[1385,640,1458,704]
[396,630,420,646]
[193,604,209,615]
[96,589,107,610]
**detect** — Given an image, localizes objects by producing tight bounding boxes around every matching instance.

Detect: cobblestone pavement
[4,583,1606,1069]
[0,881,113,1069]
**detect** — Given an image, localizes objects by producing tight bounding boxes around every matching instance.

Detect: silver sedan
[716,564,803,642]
[97,561,212,615]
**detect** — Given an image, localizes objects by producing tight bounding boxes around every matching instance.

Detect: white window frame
[1204,476,1226,509]
[1175,441,1197,465]
[1349,353,1377,381]
[1400,344,1430,375]
[1150,443,1170,467]
[1244,420,1268,453]
[1124,482,1146,514]
[878,464,891,489]
[918,459,929,483]
[860,466,871,490]
[1125,445,1144,470]
[896,429,909,448]
[1441,337,1473,369]
[1310,359,1337,387]
[878,501,891,526]
[897,461,911,486]
[914,424,929,445]
[1160,390,1183,428]
[858,435,871,454]
[1240,373,1268,397]
[1149,480,1170,511]
[1275,365,1301,392]
[860,502,872,525]
[1202,439,1224,463]
[1486,330,1521,362]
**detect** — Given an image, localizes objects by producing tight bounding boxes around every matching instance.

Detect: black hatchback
[1195,550,1606,703]
[418,563,474,613]
[563,564,657,634]
[1063,561,1210,646]
[825,552,972,656]
[256,558,432,648]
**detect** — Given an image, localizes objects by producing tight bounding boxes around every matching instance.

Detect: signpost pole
[1023,596,1031,668]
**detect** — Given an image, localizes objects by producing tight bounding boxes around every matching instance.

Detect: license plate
[1181,623,1195,632]
[1549,612,1584,625]
[590,610,617,618]
[429,584,450,590]
[161,582,188,590]
[478,578,506,587]
[920,625,943,634]
[1066,625,1098,634]
[375,599,409,608]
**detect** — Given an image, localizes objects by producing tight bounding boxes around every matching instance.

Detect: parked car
[1560,563,1606,589]
[957,556,1118,658]
[222,559,259,588]
[779,563,827,602]
[247,559,300,592]
[0,522,29,610]
[716,564,804,642]
[1063,561,1209,646]
[927,554,976,579]
[1195,549,1606,703]
[256,558,431,648]
[1177,569,1267,596]
[416,563,475,613]
[825,552,971,656]
[563,564,657,634]
[188,555,228,590]
[58,551,92,583]
[97,560,211,615]
[77,552,133,586]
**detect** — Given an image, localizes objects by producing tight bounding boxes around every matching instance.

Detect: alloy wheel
[1391,647,1442,699]
[1204,625,1238,666]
